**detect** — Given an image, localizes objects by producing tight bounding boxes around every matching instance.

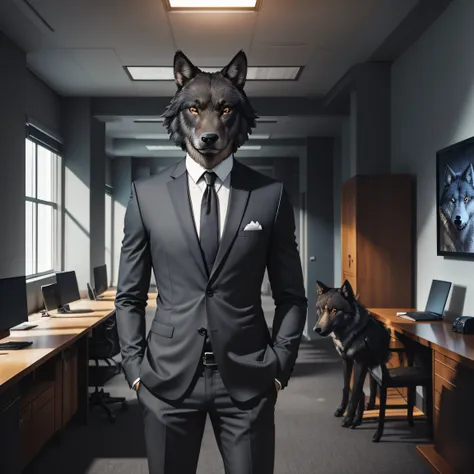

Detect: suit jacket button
[198,327,207,336]
[206,289,214,297]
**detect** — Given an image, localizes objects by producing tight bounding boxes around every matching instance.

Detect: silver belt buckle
[202,351,217,366]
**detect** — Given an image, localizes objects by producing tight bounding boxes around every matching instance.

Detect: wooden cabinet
[432,351,473,474]
[341,174,414,307]
[20,382,55,469]
[62,347,78,428]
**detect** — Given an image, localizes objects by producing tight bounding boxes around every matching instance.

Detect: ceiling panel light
[239,145,261,150]
[164,0,260,11]
[249,134,270,139]
[134,118,164,123]
[147,145,180,151]
[125,66,302,81]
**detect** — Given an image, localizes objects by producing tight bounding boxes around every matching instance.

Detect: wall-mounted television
[437,136,474,256]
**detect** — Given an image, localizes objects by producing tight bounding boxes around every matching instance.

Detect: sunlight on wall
[64,167,90,289]
[112,198,126,286]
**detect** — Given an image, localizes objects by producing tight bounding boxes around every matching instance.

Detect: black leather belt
[202,351,217,367]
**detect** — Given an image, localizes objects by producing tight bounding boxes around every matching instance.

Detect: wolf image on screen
[439,163,474,253]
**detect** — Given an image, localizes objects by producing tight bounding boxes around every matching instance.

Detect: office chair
[88,311,128,423]
[366,343,432,442]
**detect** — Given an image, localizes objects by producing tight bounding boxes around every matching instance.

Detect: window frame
[25,132,62,279]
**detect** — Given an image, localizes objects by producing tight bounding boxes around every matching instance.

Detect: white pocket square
[243,221,263,231]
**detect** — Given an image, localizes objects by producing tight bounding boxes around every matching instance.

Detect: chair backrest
[88,311,121,360]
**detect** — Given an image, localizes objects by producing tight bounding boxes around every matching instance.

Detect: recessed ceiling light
[249,134,271,139]
[134,118,164,123]
[239,145,261,150]
[164,0,260,11]
[125,66,302,81]
[147,145,180,151]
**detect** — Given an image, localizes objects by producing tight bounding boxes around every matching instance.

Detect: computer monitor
[41,283,60,312]
[0,276,28,338]
[425,279,452,316]
[55,271,81,310]
[93,264,108,297]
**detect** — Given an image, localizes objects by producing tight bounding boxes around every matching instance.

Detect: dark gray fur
[314,280,391,429]
[162,50,258,169]
[439,163,474,253]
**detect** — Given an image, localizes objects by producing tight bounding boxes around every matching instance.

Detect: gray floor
[25,296,432,474]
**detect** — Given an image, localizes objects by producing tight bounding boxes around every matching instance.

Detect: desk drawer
[433,389,442,410]
[434,360,457,388]
[434,351,459,371]
[31,385,54,414]
[434,374,455,395]
[433,406,439,432]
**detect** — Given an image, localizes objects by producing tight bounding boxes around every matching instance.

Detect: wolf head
[313,280,357,337]
[440,163,474,231]
[162,50,258,169]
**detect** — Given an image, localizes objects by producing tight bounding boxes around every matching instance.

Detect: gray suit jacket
[115,158,307,402]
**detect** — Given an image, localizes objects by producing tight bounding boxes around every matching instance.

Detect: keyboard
[0,341,33,350]
[402,311,443,321]
[11,322,38,331]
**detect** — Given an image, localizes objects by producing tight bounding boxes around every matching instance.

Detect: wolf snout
[454,215,467,229]
[200,133,219,145]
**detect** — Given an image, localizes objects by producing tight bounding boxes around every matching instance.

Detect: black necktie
[200,171,219,273]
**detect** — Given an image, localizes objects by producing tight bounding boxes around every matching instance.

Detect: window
[105,185,113,285]
[25,135,61,277]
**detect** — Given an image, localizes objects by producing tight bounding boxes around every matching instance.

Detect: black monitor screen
[0,276,28,331]
[93,265,108,297]
[56,271,81,307]
[41,283,60,311]
[425,280,452,315]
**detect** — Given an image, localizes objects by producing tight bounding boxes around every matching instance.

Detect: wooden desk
[370,308,474,474]
[0,292,118,473]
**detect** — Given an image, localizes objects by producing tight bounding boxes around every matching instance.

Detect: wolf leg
[342,361,368,428]
[335,356,353,417]
[366,374,377,410]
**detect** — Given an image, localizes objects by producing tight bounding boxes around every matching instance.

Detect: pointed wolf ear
[339,280,355,302]
[173,51,199,88]
[221,50,247,89]
[461,163,474,185]
[316,281,330,296]
[445,165,457,186]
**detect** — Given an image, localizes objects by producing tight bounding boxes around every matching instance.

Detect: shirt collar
[185,154,233,185]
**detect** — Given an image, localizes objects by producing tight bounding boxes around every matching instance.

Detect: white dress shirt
[133,154,281,392]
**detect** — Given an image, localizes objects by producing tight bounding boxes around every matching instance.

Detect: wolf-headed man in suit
[115,50,307,474]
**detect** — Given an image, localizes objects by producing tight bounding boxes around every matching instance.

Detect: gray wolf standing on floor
[439,163,474,253]
[314,280,391,429]
[115,49,307,474]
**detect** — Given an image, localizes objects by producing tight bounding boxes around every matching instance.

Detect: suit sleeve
[114,182,152,388]
[267,184,307,389]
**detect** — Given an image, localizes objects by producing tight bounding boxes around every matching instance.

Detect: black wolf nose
[314,326,321,333]
[200,133,219,145]
[455,215,461,220]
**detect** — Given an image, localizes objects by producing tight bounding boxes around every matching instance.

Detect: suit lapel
[167,160,208,280]
[209,160,250,282]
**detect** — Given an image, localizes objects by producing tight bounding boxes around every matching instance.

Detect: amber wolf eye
[189,107,199,115]
[222,106,232,115]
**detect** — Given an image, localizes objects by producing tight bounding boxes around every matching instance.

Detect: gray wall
[111,157,132,286]
[305,138,335,339]
[391,0,474,315]
[25,69,61,138]
[62,99,106,291]
[0,32,26,279]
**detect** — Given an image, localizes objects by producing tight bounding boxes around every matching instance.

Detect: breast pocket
[149,320,174,338]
